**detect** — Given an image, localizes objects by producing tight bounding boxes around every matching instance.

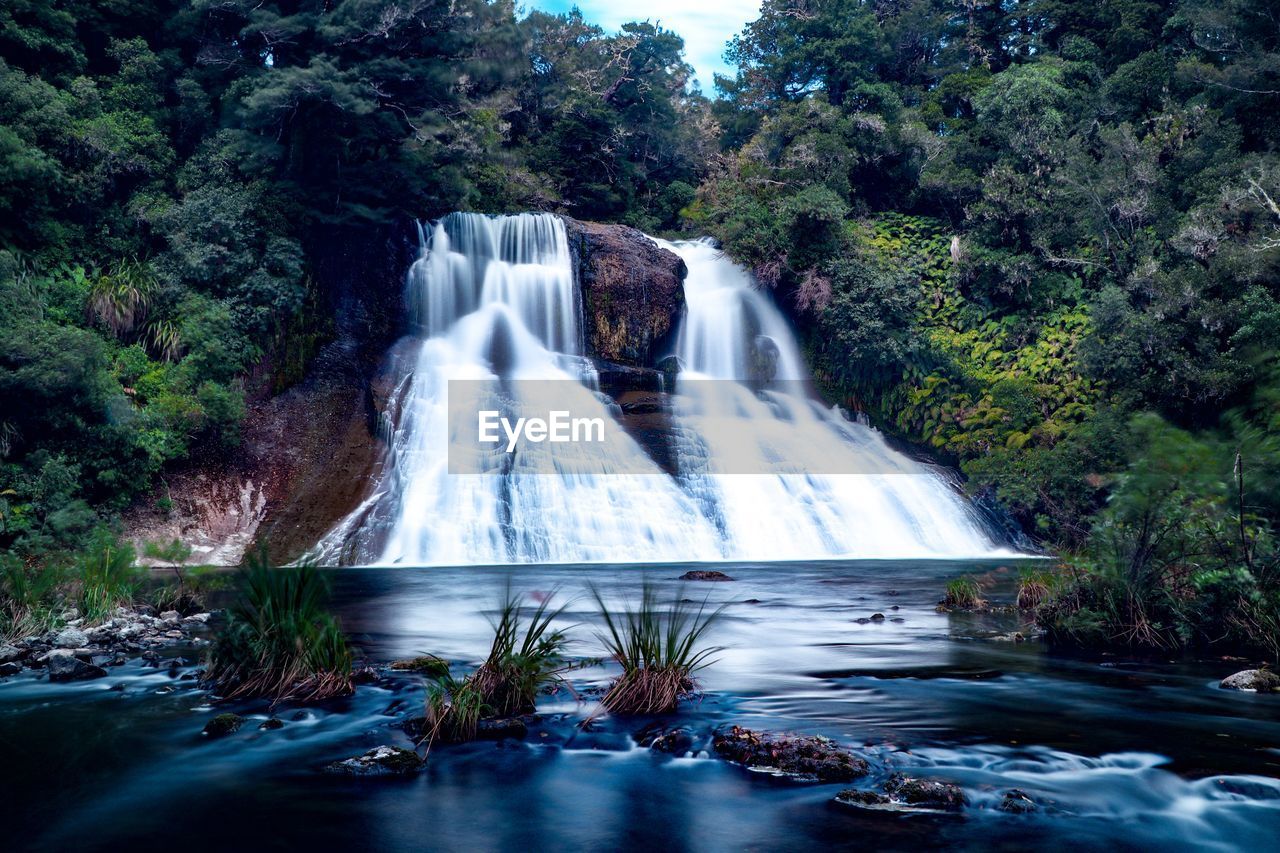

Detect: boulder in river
[0,662,21,677]
[0,644,24,664]
[678,570,735,582]
[1219,669,1280,692]
[324,746,424,776]
[883,774,968,811]
[203,713,245,737]
[44,649,108,682]
[712,725,869,782]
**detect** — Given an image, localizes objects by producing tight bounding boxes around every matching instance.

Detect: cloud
[525,1,760,92]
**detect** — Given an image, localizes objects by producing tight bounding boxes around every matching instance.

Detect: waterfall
[659,237,1003,560]
[313,213,1011,565]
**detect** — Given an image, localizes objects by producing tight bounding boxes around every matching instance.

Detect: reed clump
[423,587,575,745]
[1016,569,1054,610]
[591,583,724,716]
[942,576,986,610]
[205,552,352,704]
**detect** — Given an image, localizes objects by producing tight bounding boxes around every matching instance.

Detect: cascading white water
[314,213,1011,565]
[660,237,1003,559]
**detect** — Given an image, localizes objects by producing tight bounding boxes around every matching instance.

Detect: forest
[2,0,1279,656]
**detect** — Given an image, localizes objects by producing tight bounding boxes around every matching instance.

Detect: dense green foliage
[0,1,713,559]
[697,0,1280,655]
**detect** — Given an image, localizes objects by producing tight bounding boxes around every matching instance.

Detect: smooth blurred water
[4,561,1278,852]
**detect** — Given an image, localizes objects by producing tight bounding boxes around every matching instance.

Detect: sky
[524,1,762,92]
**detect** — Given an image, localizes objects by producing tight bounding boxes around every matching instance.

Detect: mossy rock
[203,713,245,738]
[324,745,424,776]
[388,656,450,678]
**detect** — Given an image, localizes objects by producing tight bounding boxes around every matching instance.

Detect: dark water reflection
[3,560,1278,851]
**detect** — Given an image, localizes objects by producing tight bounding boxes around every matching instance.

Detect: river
[4,561,1278,851]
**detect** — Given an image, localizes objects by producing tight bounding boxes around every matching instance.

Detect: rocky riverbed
[0,606,214,682]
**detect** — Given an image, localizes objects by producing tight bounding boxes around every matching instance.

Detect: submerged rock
[259,718,285,731]
[834,789,893,808]
[678,570,735,582]
[476,717,529,740]
[44,649,108,682]
[203,713,245,737]
[1219,669,1280,692]
[834,777,968,814]
[712,726,869,782]
[998,789,1037,813]
[635,723,696,755]
[324,745,423,777]
[0,662,21,677]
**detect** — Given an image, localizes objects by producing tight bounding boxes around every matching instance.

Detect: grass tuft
[942,576,986,609]
[204,548,352,705]
[591,582,725,716]
[419,585,577,747]
[75,531,145,624]
[1016,569,1054,610]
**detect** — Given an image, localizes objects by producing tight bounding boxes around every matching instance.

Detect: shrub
[591,583,725,716]
[75,531,144,624]
[418,587,577,747]
[0,554,64,640]
[204,551,352,704]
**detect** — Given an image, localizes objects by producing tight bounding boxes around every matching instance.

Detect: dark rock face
[0,662,22,677]
[324,745,424,776]
[203,713,245,738]
[712,725,869,782]
[121,220,418,566]
[44,650,108,682]
[563,218,686,367]
[1220,669,1280,692]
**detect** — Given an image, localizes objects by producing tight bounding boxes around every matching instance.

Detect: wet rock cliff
[564,218,685,367]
